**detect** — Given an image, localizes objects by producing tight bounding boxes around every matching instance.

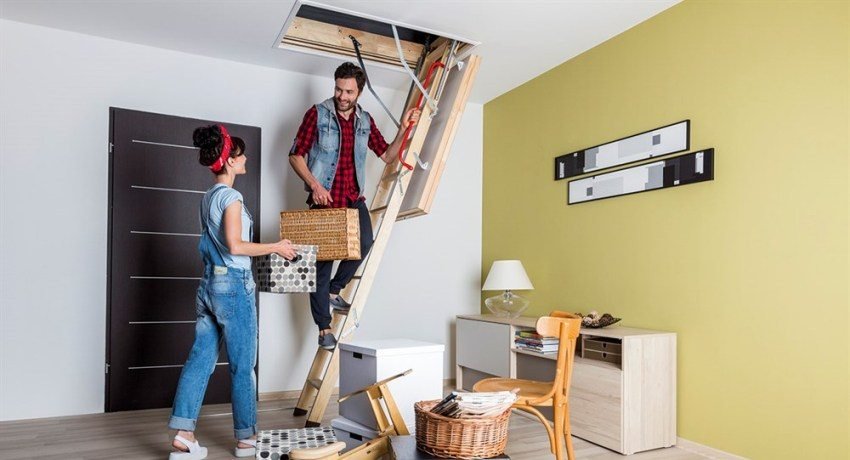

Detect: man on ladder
[288,62,420,350]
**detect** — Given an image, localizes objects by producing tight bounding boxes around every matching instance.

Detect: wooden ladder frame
[292,39,464,427]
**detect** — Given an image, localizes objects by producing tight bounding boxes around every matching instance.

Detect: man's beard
[334,97,357,111]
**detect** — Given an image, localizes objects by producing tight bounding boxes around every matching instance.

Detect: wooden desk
[455,314,676,455]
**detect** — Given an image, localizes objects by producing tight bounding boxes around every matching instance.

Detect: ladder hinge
[105,363,110,374]
[108,142,114,153]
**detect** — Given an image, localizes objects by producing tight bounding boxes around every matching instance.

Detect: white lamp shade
[482,260,534,291]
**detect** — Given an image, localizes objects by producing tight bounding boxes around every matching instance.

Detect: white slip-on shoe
[234,438,257,458]
[168,435,208,460]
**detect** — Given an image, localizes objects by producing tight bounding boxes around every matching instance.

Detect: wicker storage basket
[414,400,512,459]
[280,208,360,261]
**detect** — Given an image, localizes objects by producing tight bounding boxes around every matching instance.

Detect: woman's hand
[223,201,300,259]
[274,239,297,260]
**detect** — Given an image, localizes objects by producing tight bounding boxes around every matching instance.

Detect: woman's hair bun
[193,125,222,150]
[194,125,222,166]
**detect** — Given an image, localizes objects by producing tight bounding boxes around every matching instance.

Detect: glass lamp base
[485,291,530,318]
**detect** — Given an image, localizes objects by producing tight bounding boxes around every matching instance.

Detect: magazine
[430,390,518,418]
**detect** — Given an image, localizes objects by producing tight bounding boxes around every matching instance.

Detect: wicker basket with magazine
[414,400,512,459]
[280,208,360,261]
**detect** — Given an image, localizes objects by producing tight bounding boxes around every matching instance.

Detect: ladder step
[370,205,388,214]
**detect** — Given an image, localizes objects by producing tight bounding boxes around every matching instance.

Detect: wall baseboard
[259,388,338,402]
[675,437,748,459]
[260,379,458,402]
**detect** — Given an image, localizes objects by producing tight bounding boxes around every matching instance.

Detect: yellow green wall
[482,1,849,458]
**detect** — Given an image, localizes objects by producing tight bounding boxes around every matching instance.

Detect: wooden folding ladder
[293,40,458,427]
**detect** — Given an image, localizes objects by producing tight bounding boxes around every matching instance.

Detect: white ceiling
[0,0,680,103]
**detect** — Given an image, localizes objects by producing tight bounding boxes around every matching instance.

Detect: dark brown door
[106,108,261,412]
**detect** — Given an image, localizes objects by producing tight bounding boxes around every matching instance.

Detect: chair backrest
[535,311,582,400]
[548,311,581,320]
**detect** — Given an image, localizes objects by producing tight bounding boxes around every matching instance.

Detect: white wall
[0,19,482,421]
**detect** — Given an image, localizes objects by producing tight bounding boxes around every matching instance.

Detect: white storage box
[339,338,444,432]
[331,416,379,452]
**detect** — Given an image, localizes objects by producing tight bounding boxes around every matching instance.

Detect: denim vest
[305,98,372,193]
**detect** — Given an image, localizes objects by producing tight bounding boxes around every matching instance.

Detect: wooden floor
[0,396,711,459]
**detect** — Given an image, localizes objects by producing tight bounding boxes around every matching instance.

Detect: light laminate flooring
[0,397,716,459]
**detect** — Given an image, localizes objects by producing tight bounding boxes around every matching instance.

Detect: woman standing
[168,124,296,459]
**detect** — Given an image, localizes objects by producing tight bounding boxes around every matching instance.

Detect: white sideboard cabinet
[455,314,677,455]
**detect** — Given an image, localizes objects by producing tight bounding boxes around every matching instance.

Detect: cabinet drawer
[584,349,622,366]
[456,319,510,377]
[582,336,622,354]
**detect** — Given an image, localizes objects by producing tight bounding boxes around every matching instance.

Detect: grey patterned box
[256,426,337,459]
[256,244,317,293]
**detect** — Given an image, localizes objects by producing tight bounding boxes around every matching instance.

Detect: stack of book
[429,391,517,418]
[514,330,559,355]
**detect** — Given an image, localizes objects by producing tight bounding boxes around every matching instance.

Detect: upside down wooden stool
[472,312,582,460]
[289,370,411,460]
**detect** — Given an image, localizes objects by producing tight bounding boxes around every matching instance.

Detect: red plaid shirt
[290,106,389,208]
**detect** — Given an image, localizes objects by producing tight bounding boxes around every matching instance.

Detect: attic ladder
[293,40,459,426]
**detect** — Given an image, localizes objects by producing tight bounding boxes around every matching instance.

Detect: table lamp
[482,260,534,318]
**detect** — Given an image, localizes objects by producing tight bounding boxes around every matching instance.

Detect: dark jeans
[309,199,373,330]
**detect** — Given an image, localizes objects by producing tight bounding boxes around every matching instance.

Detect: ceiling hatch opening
[275,0,479,71]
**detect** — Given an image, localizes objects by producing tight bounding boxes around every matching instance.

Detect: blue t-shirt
[200,184,253,270]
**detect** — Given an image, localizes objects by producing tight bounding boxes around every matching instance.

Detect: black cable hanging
[349,35,400,128]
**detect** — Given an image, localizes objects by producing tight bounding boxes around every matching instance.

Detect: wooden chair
[289,370,411,460]
[473,312,582,460]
